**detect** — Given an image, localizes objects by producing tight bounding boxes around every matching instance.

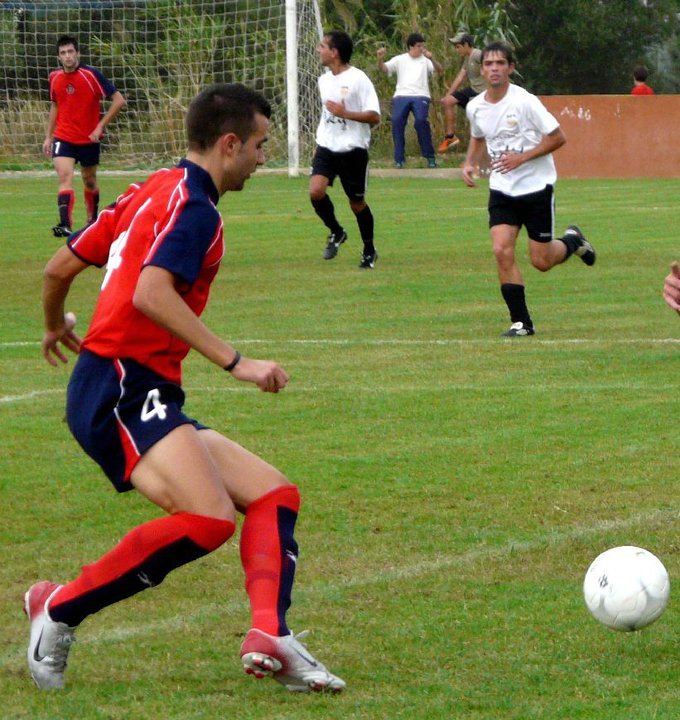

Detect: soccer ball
[583,546,670,631]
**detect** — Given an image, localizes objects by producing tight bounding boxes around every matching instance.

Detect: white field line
[2,337,679,351]
[3,336,678,404]
[2,507,675,668]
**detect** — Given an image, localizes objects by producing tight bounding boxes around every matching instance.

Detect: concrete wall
[540,95,680,178]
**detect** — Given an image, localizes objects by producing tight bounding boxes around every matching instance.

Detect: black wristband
[224,350,241,372]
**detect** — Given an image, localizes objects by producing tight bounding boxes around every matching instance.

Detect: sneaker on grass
[564,224,596,266]
[241,628,346,693]
[358,251,378,269]
[24,581,75,690]
[323,230,347,260]
[502,321,535,337]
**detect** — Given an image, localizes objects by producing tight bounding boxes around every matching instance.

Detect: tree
[509,0,680,94]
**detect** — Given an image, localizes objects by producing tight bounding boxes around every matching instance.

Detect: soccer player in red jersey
[42,35,126,237]
[26,83,345,694]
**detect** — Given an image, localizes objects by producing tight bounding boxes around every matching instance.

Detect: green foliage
[510,0,680,94]
[1,173,680,718]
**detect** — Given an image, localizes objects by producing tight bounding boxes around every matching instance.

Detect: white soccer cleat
[240,628,346,693]
[24,581,76,690]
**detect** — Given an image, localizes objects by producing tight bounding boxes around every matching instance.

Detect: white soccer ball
[583,546,670,631]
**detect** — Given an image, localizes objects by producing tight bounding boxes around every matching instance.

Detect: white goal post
[0,0,323,175]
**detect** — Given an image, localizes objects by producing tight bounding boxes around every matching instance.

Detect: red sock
[84,188,99,223]
[49,512,234,627]
[240,485,301,636]
[57,190,75,227]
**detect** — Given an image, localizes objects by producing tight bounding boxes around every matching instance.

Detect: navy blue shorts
[311,145,369,201]
[52,138,100,167]
[66,349,203,492]
[488,184,555,242]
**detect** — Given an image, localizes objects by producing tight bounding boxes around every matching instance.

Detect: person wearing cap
[377,33,443,169]
[438,31,485,153]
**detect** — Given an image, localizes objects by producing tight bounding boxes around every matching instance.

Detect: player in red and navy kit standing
[43,35,126,237]
[26,83,345,694]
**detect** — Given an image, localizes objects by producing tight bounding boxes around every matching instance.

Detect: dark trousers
[391,96,435,163]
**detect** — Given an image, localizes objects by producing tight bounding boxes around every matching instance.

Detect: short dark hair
[186,83,271,152]
[633,65,649,82]
[481,41,515,66]
[455,33,474,47]
[324,30,353,64]
[407,33,425,48]
[56,34,78,52]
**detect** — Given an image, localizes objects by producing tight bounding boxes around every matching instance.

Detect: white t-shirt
[467,83,560,196]
[384,53,434,98]
[315,66,381,153]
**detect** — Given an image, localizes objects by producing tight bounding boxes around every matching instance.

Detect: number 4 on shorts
[141,388,167,422]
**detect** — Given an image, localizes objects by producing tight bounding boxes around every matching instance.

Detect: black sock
[500,283,532,327]
[559,233,578,259]
[355,205,375,255]
[311,195,343,236]
[57,191,73,227]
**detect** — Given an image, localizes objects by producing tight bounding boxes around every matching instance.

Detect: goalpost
[0,0,323,175]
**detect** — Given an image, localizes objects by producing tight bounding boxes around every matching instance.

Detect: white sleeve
[360,73,381,116]
[384,56,398,76]
[526,94,560,135]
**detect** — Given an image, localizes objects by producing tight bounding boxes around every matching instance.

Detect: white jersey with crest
[467,83,560,196]
[315,66,381,153]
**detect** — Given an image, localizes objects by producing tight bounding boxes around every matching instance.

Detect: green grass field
[1,172,679,720]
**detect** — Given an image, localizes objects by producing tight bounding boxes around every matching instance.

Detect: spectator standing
[377,33,443,168]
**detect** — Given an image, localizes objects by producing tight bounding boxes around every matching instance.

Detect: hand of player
[42,312,82,366]
[377,47,386,59]
[230,356,289,393]
[462,163,477,188]
[663,261,680,314]
[325,99,346,118]
[89,123,104,142]
[491,151,523,174]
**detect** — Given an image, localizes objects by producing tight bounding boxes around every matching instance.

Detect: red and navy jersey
[48,64,117,144]
[68,159,224,384]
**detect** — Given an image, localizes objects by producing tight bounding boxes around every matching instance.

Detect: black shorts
[451,87,479,108]
[52,138,100,167]
[311,145,369,201]
[66,349,205,492]
[488,185,555,242]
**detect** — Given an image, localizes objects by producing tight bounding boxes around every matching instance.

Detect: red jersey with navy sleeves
[68,159,224,384]
[49,64,118,144]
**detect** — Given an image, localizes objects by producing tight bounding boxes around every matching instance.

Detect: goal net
[0,0,323,175]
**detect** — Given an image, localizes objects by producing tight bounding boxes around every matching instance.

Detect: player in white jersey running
[462,41,596,337]
[310,31,381,269]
